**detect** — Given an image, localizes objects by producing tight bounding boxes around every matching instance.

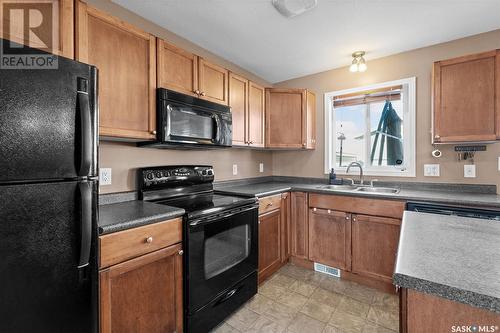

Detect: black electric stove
[139,165,259,333]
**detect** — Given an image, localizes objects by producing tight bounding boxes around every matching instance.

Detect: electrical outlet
[99,168,112,185]
[423,164,440,177]
[464,164,476,178]
[232,164,238,176]
[259,163,264,173]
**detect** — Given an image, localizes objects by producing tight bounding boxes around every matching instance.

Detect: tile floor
[211,264,399,333]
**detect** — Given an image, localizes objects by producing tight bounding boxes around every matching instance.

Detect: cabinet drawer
[99,218,182,268]
[309,194,405,219]
[259,194,282,214]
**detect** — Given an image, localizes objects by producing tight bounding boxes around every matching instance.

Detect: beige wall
[88,0,274,193]
[99,143,272,193]
[273,29,500,191]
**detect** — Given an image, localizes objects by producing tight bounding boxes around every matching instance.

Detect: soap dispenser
[329,168,336,184]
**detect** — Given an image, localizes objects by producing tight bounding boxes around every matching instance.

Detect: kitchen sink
[317,184,358,191]
[356,187,400,194]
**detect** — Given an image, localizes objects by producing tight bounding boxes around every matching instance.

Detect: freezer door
[0,180,98,333]
[0,44,98,181]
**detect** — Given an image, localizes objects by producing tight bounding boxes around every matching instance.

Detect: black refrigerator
[0,39,99,333]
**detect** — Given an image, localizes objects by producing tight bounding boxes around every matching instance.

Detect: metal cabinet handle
[313,207,317,212]
[248,141,253,145]
[302,142,306,147]
[327,209,331,214]
[178,250,184,256]
[267,202,273,207]
[194,90,201,95]
[201,91,206,96]
[151,130,157,135]
[345,215,349,220]
[145,236,153,244]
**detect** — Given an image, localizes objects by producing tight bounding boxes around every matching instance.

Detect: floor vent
[314,263,341,278]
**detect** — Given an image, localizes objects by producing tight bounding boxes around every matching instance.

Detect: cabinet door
[290,192,308,259]
[305,91,316,149]
[308,209,351,270]
[76,1,156,141]
[198,58,229,105]
[258,209,281,282]
[351,214,401,282]
[0,0,74,58]
[248,81,265,147]
[266,88,306,148]
[229,72,249,146]
[281,192,291,262]
[100,244,183,333]
[433,50,497,143]
[405,289,500,333]
[157,39,198,97]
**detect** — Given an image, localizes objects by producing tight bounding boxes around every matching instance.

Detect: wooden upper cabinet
[75,1,156,141]
[351,214,401,282]
[198,58,229,105]
[308,208,351,270]
[248,82,265,148]
[229,74,265,148]
[265,88,316,149]
[305,90,316,149]
[100,244,183,333]
[157,39,198,97]
[433,50,499,143]
[229,72,249,146]
[0,0,74,58]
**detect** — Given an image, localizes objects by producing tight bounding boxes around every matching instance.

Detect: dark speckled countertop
[98,201,184,235]
[215,179,500,208]
[394,211,500,313]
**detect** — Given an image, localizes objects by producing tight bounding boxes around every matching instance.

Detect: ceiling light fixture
[349,51,367,73]
[272,0,318,18]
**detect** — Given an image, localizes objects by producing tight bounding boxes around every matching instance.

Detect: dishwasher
[406,202,500,221]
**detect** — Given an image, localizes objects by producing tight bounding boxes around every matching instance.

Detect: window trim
[324,77,416,177]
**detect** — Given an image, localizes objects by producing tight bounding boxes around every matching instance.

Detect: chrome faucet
[346,162,364,185]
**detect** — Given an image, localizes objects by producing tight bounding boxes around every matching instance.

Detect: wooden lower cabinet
[308,209,351,270]
[258,209,282,282]
[402,289,500,333]
[258,192,290,283]
[100,244,183,333]
[351,214,401,282]
[291,192,308,259]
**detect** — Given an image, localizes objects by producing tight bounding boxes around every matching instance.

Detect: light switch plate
[99,168,112,185]
[259,163,264,173]
[232,164,238,176]
[464,164,476,178]
[423,164,440,177]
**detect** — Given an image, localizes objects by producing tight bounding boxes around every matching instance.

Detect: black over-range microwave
[138,89,232,149]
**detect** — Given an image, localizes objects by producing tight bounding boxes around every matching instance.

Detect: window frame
[324,77,416,177]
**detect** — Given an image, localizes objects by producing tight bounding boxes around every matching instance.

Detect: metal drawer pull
[145,236,153,244]
[313,207,317,212]
[345,216,349,220]
[327,209,331,214]
[267,202,273,207]
[178,250,184,256]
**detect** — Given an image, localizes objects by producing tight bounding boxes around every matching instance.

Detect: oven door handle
[189,205,257,227]
[214,286,242,307]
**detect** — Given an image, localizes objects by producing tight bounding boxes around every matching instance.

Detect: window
[324,77,416,177]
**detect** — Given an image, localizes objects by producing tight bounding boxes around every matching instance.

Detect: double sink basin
[316,184,400,194]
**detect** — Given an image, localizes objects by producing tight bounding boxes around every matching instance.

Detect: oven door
[163,102,223,145]
[186,205,258,313]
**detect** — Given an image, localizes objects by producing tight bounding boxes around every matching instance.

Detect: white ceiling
[112,0,500,83]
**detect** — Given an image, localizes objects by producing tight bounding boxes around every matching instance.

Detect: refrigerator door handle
[78,181,92,269]
[77,77,92,177]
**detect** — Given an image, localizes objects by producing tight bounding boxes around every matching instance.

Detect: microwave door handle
[166,104,173,138]
[213,115,221,142]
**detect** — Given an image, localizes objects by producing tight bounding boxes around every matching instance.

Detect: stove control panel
[139,165,214,188]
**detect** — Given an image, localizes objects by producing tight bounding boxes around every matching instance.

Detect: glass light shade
[349,63,359,72]
[358,62,367,72]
